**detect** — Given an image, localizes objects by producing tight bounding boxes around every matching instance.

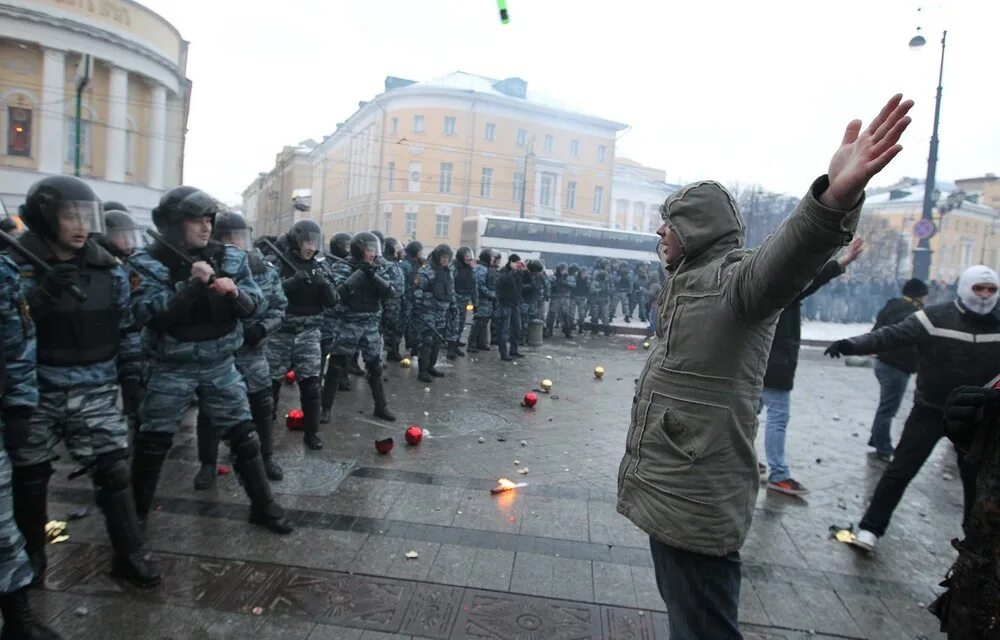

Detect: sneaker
[757,463,767,476]
[766,478,810,496]
[853,529,877,552]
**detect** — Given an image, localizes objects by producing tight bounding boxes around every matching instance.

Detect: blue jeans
[497,305,522,357]
[761,387,791,483]
[649,536,742,640]
[869,360,910,456]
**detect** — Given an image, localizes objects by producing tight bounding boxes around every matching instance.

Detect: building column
[625,201,635,231]
[533,170,542,207]
[554,174,563,215]
[105,65,128,182]
[39,48,66,174]
[147,84,167,189]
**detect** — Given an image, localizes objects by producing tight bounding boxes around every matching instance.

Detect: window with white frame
[512,172,525,202]
[386,161,395,190]
[408,161,422,192]
[544,134,553,152]
[484,122,496,141]
[539,173,555,207]
[413,115,425,133]
[593,186,604,213]
[390,117,398,134]
[598,144,607,163]
[383,212,392,234]
[444,116,456,135]
[435,214,449,237]
[7,106,32,157]
[405,211,418,236]
[480,167,493,198]
[517,129,527,147]
[570,139,580,158]
[439,162,453,193]
[566,181,577,209]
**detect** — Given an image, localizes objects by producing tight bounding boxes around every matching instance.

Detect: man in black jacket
[496,254,525,361]
[867,278,928,462]
[760,238,864,496]
[825,264,1000,551]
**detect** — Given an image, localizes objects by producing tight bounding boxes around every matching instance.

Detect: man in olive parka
[616,95,914,639]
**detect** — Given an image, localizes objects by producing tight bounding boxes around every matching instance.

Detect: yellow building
[955,173,1000,210]
[248,72,626,247]
[241,141,315,237]
[864,178,1000,283]
[0,0,190,226]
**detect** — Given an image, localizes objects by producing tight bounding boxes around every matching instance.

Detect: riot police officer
[321,232,396,423]
[13,176,159,587]
[468,249,498,354]
[381,238,407,361]
[130,187,292,534]
[0,247,65,639]
[413,244,455,382]
[268,220,338,451]
[546,262,576,339]
[448,246,478,360]
[194,212,286,489]
[571,264,590,331]
[401,241,424,357]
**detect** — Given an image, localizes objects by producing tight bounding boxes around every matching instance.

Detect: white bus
[460,215,659,269]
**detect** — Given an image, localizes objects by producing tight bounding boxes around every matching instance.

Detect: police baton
[0,229,87,301]
[145,228,216,284]
[260,237,307,277]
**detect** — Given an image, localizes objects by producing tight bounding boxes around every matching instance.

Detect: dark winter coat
[762,260,844,390]
[496,266,522,307]
[872,297,922,374]
[844,302,1000,410]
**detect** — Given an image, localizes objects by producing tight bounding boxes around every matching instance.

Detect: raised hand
[839,237,865,267]
[820,94,914,210]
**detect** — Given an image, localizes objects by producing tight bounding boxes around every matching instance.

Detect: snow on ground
[801,321,872,342]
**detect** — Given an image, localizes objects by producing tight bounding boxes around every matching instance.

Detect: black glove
[3,407,32,451]
[824,340,854,358]
[42,264,79,299]
[119,375,145,418]
[943,386,1000,450]
[342,268,368,294]
[243,323,267,347]
[282,270,312,290]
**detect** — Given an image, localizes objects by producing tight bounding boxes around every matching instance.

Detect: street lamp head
[909,33,926,49]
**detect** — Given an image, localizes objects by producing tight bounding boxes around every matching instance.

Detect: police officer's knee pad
[94,449,131,492]
[13,461,54,483]
[134,431,174,457]
[365,361,384,380]
[228,421,261,460]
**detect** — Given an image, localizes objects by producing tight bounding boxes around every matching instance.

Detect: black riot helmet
[430,243,453,266]
[383,237,403,260]
[350,231,381,263]
[287,219,323,260]
[329,232,352,259]
[405,240,423,259]
[150,185,200,230]
[527,259,544,273]
[102,209,143,256]
[19,175,104,241]
[555,262,568,274]
[568,263,579,276]
[478,248,495,265]
[212,210,252,250]
[103,200,129,213]
[456,246,474,266]
[369,229,385,243]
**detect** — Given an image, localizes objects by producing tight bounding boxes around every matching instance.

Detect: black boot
[385,342,403,361]
[230,426,293,535]
[249,389,282,482]
[466,323,480,353]
[338,369,352,392]
[446,341,459,361]
[94,454,161,589]
[320,356,346,426]
[270,379,282,423]
[299,376,323,450]
[11,464,52,588]
[417,346,433,383]
[366,364,396,421]
[0,587,63,640]
[194,412,218,490]
[131,432,173,522]
[428,344,445,377]
[454,343,465,357]
[348,354,365,376]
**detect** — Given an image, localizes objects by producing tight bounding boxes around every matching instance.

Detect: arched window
[1,89,39,158]
[65,104,94,167]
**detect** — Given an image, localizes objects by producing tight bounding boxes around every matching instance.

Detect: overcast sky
[140,0,999,205]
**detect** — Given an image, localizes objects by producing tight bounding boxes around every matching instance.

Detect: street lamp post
[910,28,947,282]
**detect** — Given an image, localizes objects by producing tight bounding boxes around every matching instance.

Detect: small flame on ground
[498,478,516,489]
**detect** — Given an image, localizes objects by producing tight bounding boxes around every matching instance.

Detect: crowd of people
[802,275,959,323]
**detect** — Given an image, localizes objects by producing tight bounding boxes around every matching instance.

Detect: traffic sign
[913,218,936,240]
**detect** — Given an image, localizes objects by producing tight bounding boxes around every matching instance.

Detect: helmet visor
[217,228,253,251]
[295,230,323,259]
[106,228,146,255]
[57,200,104,237]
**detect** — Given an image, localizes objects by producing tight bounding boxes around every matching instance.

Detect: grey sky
[141,0,999,205]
